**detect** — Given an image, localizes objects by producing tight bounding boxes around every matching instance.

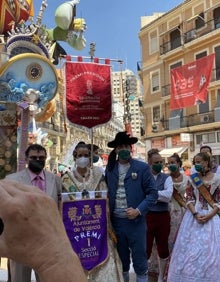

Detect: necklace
[74,168,90,180]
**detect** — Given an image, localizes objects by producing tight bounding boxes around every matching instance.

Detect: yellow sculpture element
[71,18,86,32]
[31,34,40,45]
[35,99,56,122]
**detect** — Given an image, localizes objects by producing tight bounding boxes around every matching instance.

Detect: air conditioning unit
[186,30,197,41]
[201,115,210,123]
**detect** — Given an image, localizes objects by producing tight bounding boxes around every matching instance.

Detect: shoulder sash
[190,173,216,209]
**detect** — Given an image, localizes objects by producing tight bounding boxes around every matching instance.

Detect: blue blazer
[105,158,158,217]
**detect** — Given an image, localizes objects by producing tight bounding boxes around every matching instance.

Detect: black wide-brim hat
[107,131,138,148]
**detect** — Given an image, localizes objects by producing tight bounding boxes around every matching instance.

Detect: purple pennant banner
[62,199,109,271]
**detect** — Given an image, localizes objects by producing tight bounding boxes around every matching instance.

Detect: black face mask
[28,160,45,173]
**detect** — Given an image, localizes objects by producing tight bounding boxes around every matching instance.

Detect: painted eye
[26,63,43,80]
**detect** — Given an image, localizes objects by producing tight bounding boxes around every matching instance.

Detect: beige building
[138,0,220,163]
[111,69,146,159]
[111,70,144,138]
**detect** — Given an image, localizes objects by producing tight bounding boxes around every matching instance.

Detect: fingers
[0,179,43,196]
[0,180,12,196]
[0,180,43,220]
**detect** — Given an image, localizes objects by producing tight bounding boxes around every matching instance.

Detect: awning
[159,147,188,158]
[160,25,181,36]
[186,14,205,22]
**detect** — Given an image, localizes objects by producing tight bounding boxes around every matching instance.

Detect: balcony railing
[161,84,171,97]
[160,17,220,55]
[158,110,215,132]
[184,18,220,44]
[137,15,220,70]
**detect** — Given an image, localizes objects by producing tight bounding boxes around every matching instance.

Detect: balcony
[159,111,215,132]
[184,18,220,44]
[161,84,171,97]
[160,17,220,55]
[160,37,182,55]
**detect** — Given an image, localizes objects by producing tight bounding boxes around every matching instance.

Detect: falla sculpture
[0,0,87,170]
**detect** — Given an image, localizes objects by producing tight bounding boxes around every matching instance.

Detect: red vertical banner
[65,61,112,128]
[170,54,215,110]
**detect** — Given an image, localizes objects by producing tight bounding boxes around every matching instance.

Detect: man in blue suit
[105,131,158,282]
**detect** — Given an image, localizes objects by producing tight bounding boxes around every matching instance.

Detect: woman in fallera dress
[167,152,220,282]
[62,142,123,282]
[167,153,188,251]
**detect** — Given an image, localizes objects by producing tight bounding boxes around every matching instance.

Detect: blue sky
[34,0,183,73]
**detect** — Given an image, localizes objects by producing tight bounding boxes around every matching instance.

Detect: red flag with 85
[170,53,215,110]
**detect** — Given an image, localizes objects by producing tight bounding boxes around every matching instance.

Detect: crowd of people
[1,133,220,282]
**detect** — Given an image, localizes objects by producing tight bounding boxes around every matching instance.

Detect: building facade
[111,69,146,159]
[111,69,144,138]
[138,0,220,163]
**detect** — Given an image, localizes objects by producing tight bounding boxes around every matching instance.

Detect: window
[196,133,216,144]
[217,89,220,107]
[195,52,209,113]
[196,51,207,60]
[199,100,209,113]
[170,28,181,50]
[170,108,183,118]
[215,46,220,80]
[170,61,182,70]
[151,71,160,92]
[153,106,160,122]
[214,7,220,29]
[195,13,205,29]
[150,33,158,54]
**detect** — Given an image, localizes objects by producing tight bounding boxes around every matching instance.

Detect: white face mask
[75,157,90,168]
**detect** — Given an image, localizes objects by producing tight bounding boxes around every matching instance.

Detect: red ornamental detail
[65,62,112,128]
[0,0,32,33]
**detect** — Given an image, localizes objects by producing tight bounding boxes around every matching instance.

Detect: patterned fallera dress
[167,174,220,282]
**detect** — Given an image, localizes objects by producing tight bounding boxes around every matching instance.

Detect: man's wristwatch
[193,212,198,217]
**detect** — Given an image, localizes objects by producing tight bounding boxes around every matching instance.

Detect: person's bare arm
[0,179,87,282]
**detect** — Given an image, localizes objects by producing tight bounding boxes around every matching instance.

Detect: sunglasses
[28,156,46,161]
